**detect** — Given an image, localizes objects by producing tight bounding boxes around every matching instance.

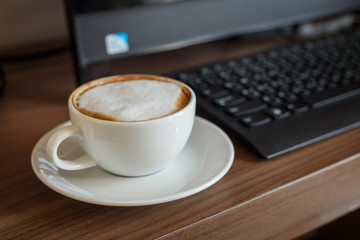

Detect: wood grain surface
[1,36,360,240]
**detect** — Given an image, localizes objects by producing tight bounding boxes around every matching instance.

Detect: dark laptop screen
[65,0,360,83]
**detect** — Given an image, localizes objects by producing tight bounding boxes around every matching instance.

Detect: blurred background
[0,0,68,58]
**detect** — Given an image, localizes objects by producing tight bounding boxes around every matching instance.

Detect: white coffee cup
[46,74,196,177]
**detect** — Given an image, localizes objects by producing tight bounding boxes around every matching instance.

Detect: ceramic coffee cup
[46,74,196,177]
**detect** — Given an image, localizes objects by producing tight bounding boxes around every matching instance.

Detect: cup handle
[46,125,97,170]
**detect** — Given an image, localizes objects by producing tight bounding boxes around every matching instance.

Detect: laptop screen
[65,0,360,83]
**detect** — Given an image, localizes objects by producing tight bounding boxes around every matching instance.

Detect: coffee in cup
[72,75,191,122]
[46,74,196,177]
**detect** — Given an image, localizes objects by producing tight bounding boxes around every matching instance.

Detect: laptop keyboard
[166,30,360,159]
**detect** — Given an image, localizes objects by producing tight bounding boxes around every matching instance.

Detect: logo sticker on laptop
[105,32,130,55]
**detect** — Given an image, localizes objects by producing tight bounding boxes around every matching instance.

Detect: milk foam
[77,79,186,121]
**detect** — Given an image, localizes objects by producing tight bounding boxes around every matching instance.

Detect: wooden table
[1,36,360,240]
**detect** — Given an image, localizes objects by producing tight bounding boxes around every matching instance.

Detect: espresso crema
[72,75,191,122]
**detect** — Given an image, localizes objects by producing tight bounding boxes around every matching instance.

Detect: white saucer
[31,116,234,206]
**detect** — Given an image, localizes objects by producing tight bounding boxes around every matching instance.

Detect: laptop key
[201,86,229,99]
[240,112,271,127]
[286,101,310,113]
[266,107,291,119]
[213,94,246,107]
[227,100,267,117]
